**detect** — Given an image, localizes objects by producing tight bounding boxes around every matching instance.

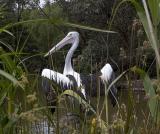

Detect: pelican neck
[63,38,79,75]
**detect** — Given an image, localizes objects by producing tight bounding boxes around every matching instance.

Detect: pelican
[41,31,117,113]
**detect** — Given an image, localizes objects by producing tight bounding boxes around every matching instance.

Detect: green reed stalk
[104,84,109,127]
[142,0,160,77]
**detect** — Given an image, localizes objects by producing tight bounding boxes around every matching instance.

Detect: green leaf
[130,129,134,134]
[0,48,24,78]
[0,115,9,128]
[0,40,14,52]
[64,23,117,33]
[130,0,152,43]
[1,19,49,31]
[0,48,17,73]
[129,0,160,66]
[0,18,117,34]
[148,0,160,26]
[56,74,120,131]
[0,92,7,106]
[2,30,14,37]
[0,69,24,89]
[59,90,96,114]
[59,90,108,132]
[131,66,160,123]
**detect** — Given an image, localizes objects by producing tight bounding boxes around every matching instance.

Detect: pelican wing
[100,63,118,106]
[41,69,73,90]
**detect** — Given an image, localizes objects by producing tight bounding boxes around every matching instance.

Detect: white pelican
[41,31,117,112]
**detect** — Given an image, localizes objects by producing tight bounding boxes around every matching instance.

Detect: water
[65,89,149,130]
[31,120,54,134]
[30,89,149,134]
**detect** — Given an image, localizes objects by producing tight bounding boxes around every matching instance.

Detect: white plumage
[41,69,73,88]
[100,63,113,83]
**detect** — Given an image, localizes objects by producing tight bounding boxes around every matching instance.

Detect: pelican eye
[68,33,72,37]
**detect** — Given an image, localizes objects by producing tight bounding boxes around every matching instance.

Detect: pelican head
[44,31,79,57]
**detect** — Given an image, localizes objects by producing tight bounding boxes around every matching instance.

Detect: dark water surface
[93,90,149,123]
[58,89,149,127]
[29,89,149,134]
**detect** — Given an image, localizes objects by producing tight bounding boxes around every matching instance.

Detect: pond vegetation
[0,0,160,133]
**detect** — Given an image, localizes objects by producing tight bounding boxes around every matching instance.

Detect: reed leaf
[59,90,96,114]
[107,69,129,100]
[64,23,117,33]
[148,0,160,26]
[0,18,117,35]
[131,66,160,123]
[0,40,14,52]
[0,92,7,106]
[0,47,17,73]
[114,0,160,67]
[0,69,24,89]
[2,30,14,37]
[100,69,129,117]
[59,90,108,132]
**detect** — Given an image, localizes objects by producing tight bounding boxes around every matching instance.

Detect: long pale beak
[44,35,72,57]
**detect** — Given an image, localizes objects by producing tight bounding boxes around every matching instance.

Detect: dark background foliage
[0,0,156,76]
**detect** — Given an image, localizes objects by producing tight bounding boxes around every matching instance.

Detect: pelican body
[41,31,117,113]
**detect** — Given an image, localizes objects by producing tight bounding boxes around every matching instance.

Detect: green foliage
[1,0,160,133]
[130,0,160,65]
[113,0,160,125]
[0,2,117,133]
[129,0,160,124]
[131,66,160,124]
[60,90,96,114]
[0,69,24,89]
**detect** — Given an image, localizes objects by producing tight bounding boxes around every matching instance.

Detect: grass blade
[148,0,160,26]
[64,23,117,33]
[59,90,96,114]
[0,69,24,89]
[131,66,160,123]
[0,18,117,35]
